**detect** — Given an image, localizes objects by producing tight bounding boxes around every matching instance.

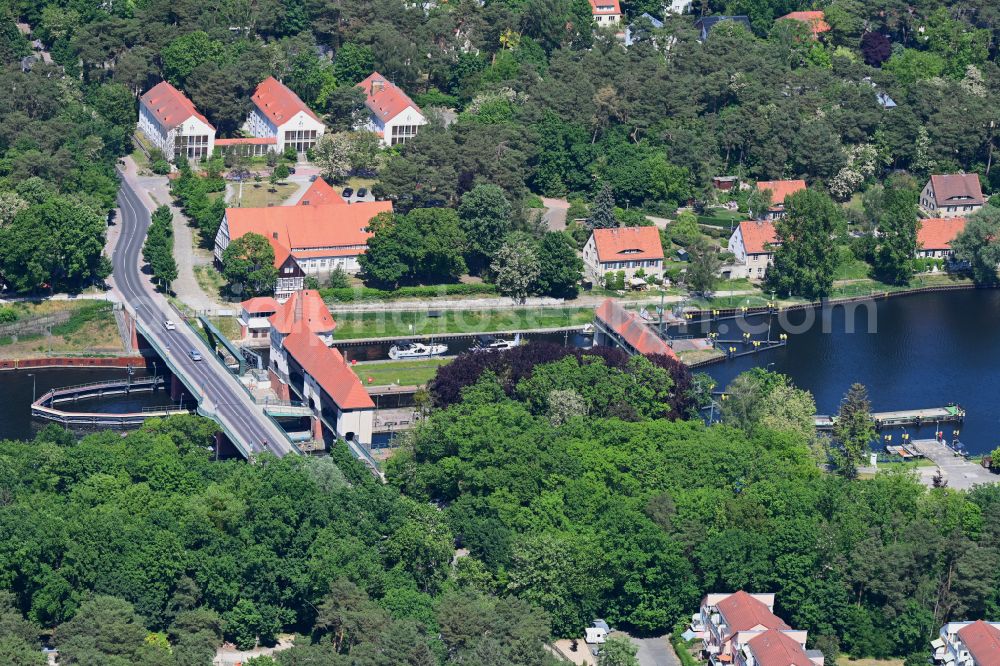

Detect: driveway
[632,635,680,666]
[542,197,570,231]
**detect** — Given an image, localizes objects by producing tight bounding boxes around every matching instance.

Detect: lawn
[194,265,228,300]
[231,181,299,208]
[697,208,744,228]
[332,307,596,340]
[347,176,377,191]
[833,246,871,280]
[352,358,451,387]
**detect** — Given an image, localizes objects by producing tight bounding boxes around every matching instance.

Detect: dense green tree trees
[875,186,918,284]
[833,383,876,477]
[360,209,468,286]
[458,184,513,272]
[953,207,1000,284]
[765,190,844,298]
[143,205,179,291]
[221,232,279,297]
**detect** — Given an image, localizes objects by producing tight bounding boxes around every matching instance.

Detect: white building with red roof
[935,620,1000,666]
[356,72,427,146]
[920,174,985,218]
[754,180,807,219]
[738,629,824,666]
[728,220,780,280]
[245,77,326,154]
[916,217,967,259]
[583,226,665,283]
[590,0,622,25]
[138,81,215,161]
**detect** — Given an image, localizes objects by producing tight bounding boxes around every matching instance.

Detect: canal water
[698,289,1000,455]
[0,367,178,441]
[335,330,594,362]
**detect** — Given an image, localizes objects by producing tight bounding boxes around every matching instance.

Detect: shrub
[0,306,17,324]
[319,282,498,302]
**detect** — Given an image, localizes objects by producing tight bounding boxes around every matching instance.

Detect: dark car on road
[342,187,354,199]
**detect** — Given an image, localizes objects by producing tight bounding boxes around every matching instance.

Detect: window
[390,124,420,145]
[283,129,318,153]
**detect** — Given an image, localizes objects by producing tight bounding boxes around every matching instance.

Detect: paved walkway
[542,197,570,231]
[910,439,999,490]
[633,635,681,666]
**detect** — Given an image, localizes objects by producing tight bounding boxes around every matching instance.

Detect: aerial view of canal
[698,289,1000,455]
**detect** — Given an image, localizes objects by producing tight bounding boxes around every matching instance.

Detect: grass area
[827,272,973,299]
[206,316,241,341]
[231,181,299,208]
[0,300,123,359]
[713,277,756,291]
[676,348,725,366]
[838,657,903,666]
[352,358,451,387]
[833,246,871,280]
[332,307,596,340]
[194,265,228,299]
[347,176,377,191]
[697,208,743,228]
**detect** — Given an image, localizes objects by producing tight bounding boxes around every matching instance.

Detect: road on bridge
[112,173,292,457]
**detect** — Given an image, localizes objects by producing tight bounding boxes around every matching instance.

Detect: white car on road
[163,320,176,330]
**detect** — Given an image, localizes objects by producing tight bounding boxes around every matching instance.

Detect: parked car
[188,349,203,361]
[309,174,318,182]
[356,187,368,198]
[163,320,176,330]
[342,187,354,198]
[288,166,296,175]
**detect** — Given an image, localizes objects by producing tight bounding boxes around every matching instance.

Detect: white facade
[245,108,325,153]
[138,105,215,162]
[727,225,776,281]
[667,0,693,13]
[935,622,1000,666]
[582,235,664,283]
[364,105,427,147]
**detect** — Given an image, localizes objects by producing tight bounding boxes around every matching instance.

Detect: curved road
[113,175,292,457]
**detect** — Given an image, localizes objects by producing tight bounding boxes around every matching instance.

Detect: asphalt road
[114,175,292,457]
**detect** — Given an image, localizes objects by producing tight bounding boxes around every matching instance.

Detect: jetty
[31,377,192,427]
[814,405,965,431]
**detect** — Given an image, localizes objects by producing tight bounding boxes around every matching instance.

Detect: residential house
[728,220,779,280]
[754,179,807,219]
[737,629,825,666]
[777,10,831,38]
[214,199,392,280]
[590,0,622,26]
[934,620,1000,666]
[138,81,216,162]
[712,176,739,191]
[916,217,967,259]
[238,296,279,342]
[920,174,985,218]
[625,13,663,47]
[696,592,807,666]
[594,299,678,359]
[245,77,326,154]
[356,72,427,147]
[583,226,664,283]
[694,15,752,41]
[267,289,337,358]
[297,177,348,206]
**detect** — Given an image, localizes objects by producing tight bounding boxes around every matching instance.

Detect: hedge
[320,283,499,302]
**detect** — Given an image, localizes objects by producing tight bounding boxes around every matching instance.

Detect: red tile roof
[592,226,664,263]
[298,178,347,206]
[930,174,985,207]
[737,221,779,255]
[357,72,422,122]
[269,289,336,336]
[959,621,1000,666]
[281,332,375,410]
[779,11,831,35]
[717,591,789,633]
[747,629,813,666]
[225,201,392,257]
[595,299,677,359]
[240,296,279,314]
[252,76,322,126]
[589,0,622,15]
[140,81,214,130]
[214,137,278,146]
[756,180,807,208]
[917,217,967,251]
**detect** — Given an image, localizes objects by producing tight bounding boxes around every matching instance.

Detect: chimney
[272,232,279,239]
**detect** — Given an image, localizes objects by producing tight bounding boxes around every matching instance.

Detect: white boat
[472,333,521,352]
[388,341,448,360]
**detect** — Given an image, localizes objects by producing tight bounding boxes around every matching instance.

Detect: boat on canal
[471,333,521,352]
[388,341,449,360]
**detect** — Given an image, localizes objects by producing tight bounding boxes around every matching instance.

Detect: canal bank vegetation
[0,300,122,359]
[332,306,596,340]
[352,358,451,387]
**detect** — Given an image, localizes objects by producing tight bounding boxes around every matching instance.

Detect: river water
[0,367,177,441]
[699,289,1000,455]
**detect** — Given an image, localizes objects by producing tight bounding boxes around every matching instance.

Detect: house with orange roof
[277,331,375,445]
[138,81,215,161]
[590,0,622,26]
[728,220,779,280]
[694,592,817,666]
[583,226,664,284]
[214,199,392,280]
[357,72,427,146]
[920,174,985,218]
[754,180,807,219]
[934,620,1000,666]
[238,296,280,342]
[778,11,831,38]
[267,289,337,354]
[245,76,326,154]
[916,217,967,259]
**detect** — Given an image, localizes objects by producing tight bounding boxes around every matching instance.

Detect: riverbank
[332,307,596,340]
[0,300,125,360]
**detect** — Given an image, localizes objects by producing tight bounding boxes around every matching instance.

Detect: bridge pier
[170,374,193,403]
